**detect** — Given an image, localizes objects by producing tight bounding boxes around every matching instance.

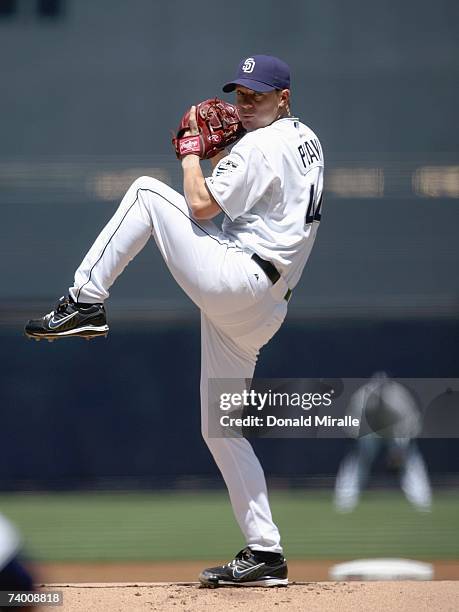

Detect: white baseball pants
[69,176,288,553]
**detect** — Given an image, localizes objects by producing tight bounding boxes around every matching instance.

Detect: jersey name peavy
[298,138,322,169]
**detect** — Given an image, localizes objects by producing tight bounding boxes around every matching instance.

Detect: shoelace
[45,298,72,322]
[225,548,255,569]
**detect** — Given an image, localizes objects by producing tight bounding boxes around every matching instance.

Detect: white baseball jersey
[205,117,324,289]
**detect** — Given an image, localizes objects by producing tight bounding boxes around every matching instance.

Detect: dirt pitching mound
[42,581,459,611]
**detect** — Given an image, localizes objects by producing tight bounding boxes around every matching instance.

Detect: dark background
[0,0,458,488]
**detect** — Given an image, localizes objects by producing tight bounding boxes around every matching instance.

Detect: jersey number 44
[305,184,323,225]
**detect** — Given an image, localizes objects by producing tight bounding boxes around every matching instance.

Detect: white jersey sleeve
[205,137,277,222]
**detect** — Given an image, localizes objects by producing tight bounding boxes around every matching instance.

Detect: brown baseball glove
[172,98,246,160]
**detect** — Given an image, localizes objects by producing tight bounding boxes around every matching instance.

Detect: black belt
[251,253,292,302]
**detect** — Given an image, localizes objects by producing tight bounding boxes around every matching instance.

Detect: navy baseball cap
[223,55,290,93]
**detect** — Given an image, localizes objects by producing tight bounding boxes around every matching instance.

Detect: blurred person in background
[0,513,36,610]
[334,372,432,512]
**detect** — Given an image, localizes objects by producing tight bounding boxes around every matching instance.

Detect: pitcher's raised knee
[131,176,166,193]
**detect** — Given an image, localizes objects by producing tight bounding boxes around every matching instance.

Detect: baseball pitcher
[25,55,324,587]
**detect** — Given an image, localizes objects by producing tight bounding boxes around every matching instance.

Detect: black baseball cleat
[24,296,109,342]
[199,547,288,588]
